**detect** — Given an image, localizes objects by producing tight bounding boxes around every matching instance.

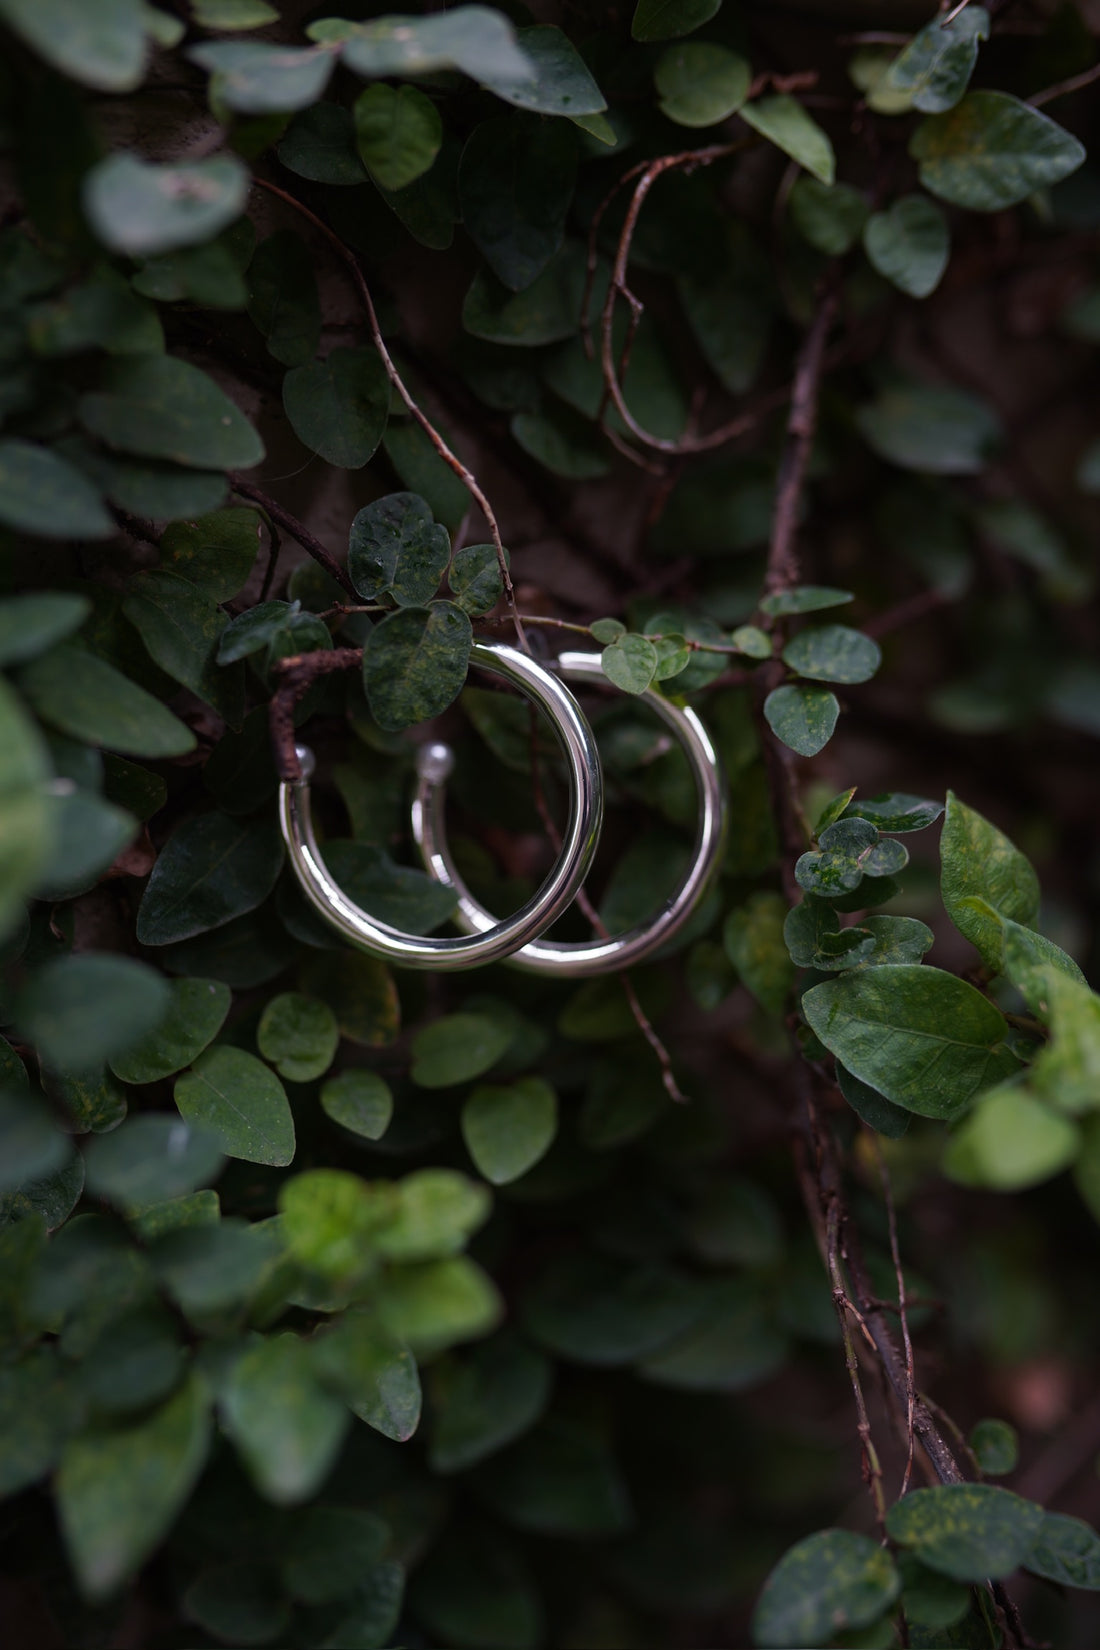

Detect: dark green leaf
[17,954,171,1073]
[0,441,112,540]
[724,891,794,1014]
[159,507,261,603]
[843,792,943,833]
[428,1333,552,1473]
[257,992,339,1084]
[320,1069,394,1141]
[886,1484,1044,1582]
[349,492,450,605]
[463,242,589,346]
[311,1313,421,1441]
[56,1375,211,1600]
[0,1092,70,1194]
[132,232,250,310]
[189,40,337,113]
[523,1255,703,1366]
[741,95,835,185]
[20,643,195,757]
[355,83,442,193]
[83,154,249,256]
[184,1563,289,1647]
[911,92,1085,212]
[300,951,400,1047]
[150,1220,273,1315]
[123,570,243,724]
[205,707,278,814]
[511,405,611,480]
[84,1112,224,1204]
[970,1418,1018,1476]
[449,543,504,616]
[308,842,458,937]
[1025,1512,1100,1590]
[789,177,868,255]
[760,586,853,616]
[278,103,367,185]
[45,1063,126,1137]
[27,275,163,356]
[803,966,1019,1119]
[856,382,1000,474]
[34,788,137,901]
[112,973,229,1084]
[655,43,750,128]
[882,6,989,113]
[103,754,167,822]
[459,115,576,292]
[478,25,606,118]
[632,0,720,43]
[0,593,90,667]
[246,230,320,368]
[175,1046,295,1165]
[0,0,149,92]
[79,355,264,471]
[864,195,950,299]
[752,1528,901,1650]
[284,347,390,468]
[763,684,839,756]
[409,1526,541,1650]
[382,418,472,533]
[76,1305,184,1415]
[220,1332,349,1504]
[940,791,1039,971]
[412,1012,513,1089]
[795,817,907,898]
[280,1504,389,1603]
[462,1077,558,1185]
[639,1277,788,1394]
[472,1417,631,1536]
[0,1347,81,1497]
[362,602,472,731]
[837,1064,911,1137]
[137,812,285,946]
[782,624,881,685]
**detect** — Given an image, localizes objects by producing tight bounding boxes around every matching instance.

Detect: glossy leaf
[449,543,504,616]
[863,194,950,299]
[843,792,943,833]
[911,92,1085,212]
[175,1046,295,1166]
[83,154,249,257]
[137,812,285,946]
[763,684,839,757]
[885,1484,1044,1582]
[741,96,835,186]
[462,1078,558,1185]
[362,603,472,731]
[349,492,450,605]
[752,1528,900,1650]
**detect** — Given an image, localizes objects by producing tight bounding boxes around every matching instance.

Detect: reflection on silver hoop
[412,650,728,977]
[279,641,603,971]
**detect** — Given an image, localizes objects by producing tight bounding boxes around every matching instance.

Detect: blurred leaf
[752,1528,900,1650]
[886,1484,1044,1581]
[911,92,1085,212]
[856,382,1000,474]
[20,643,195,757]
[763,684,839,756]
[459,115,575,291]
[1025,1512,1100,1589]
[655,43,750,128]
[188,40,336,113]
[511,405,610,480]
[123,570,243,724]
[462,1078,558,1185]
[375,1256,502,1353]
[463,242,589,346]
[281,1505,389,1601]
[279,1168,392,1281]
[864,194,950,299]
[355,83,441,192]
[300,951,400,1047]
[246,230,320,368]
[84,1113,224,1204]
[363,603,472,731]
[193,0,278,24]
[760,586,853,616]
[382,418,472,534]
[639,1277,788,1393]
[76,1305,184,1415]
[78,354,263,470]
[56,1375,211,1600]
[970,1418,1019,1476]
[373,1169,490,1264]
[33,787,136,901]
[0,0,149,92]
[220,1332,349,1505]
[473,1417,631,1534]
[312,1313,421,1441]
[881,6,989,113]
[84,154,249,256]
[523,1254,703,1365]
[278,103,366,185]
[478,24,606,117]
[741,96,835,185]
[150,1220,273,1316]
[410,1526,542,1650]
[428,1333,552,1473]
[0,1346,79,1496]
[184,1562,289,1647]
[175,1046,295,1166]
[940,791,1039,970]
[17,954,171,1073]
[137,813,285,946]
[943,1081,1079,1189]
[632,0,719,42]
[789,177,868,255]
[724,891,794,1015]
[319,6,532,87]
[411,1012,513,1088]
[109,978,230,1084]
[0,440,113,540]
[0,1091,70,1194]
[0,593,89,667]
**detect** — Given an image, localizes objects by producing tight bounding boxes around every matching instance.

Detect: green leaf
[150,1220,272,1315]
[56,1375,210,1601]
[789,177,868,256]
[20,643,195,757]
[84,1112,224,1204]
[760,585,853,616]
[999,918,1087,1019]
[723,892,795,1015]
[76,1304,185,1414]
[245,230,320,368]
[354,83,441,193]
[349,492,450,606]
[411,1012,513,1089]
[478,25,606,118]
[970,1418,1018,1477]
[856,382,1000,474]
[132,233,250,310]
[217,599,331,666]
[837,1064,911,1138]
[0,1092,70,1194]
[34,788,137,901]
[375,1255,502,1353]
[175,1046,295,1165]
[881,6,989,113]
[0,440,113,540]
[0,683,53,937]
[449,543,504,616]
[188,41,337,113]
[763,684,839,757]
[280,1504,389,1600]
[459,114,576,292]
[137,812,285,946]
[278,103,366,185]
[79,354,264,471]
[220,1332,349,1505]
[943,1081,1079,1190]
[184,1563,289,1647]
[631,0,720,43]
[300,951,399,1047]
[257,992,339,1084]
[123,570,243,724]
[601,633,660,694]
[940,792,1039,971]
[462,1078,558,1185]
[463,242,589,346]
[159,507,261,603]
[193,0,278,24]
[885,1484,1044,1582]
[803,966,1019,1120]
[321,6,531,88]
[864,194,950,299]
[796,818,908,898]
[311,1314,421,1441]
[752,1528,901,1650]
[27,275,163,357]
[0,0,149,93]
[83,154,249,257]
[306,842,458,937]
[17,954,171,1073]
[320,1070,394,1141]
[523,1254,703,1366]
[410,1526,539,1650]
[511,406,611,481]
[782,624,881,685]
[0,593,90,667]
[911,92,1085,213]
[428,1333,551,1473]
[279,1168,392,1281]
[362,602,472,731]
[655,44,750,128]
[741,96,835,186]
[843,792,943,833]
[374,1169,491,1264]
[473,1417,631,1536]
[1025,1512,1100,1590]
[0,1347,80,1497]
[383,417,472,533]
[639,1277,788,1394]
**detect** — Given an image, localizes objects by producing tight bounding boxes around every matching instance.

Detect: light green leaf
[257,993,339,1084]
[601,633,659,694]
[0,0,149,92]
[220,1333,349,1504]
[320,1070,394,1141]
[789,177,868,256]
[349,492,450,606]
[175,1046,295,1166]
[782,623,881,685]
[881,6,989,113]
[462,1078,558,1185]
[375,1255,502,1353]
[278,1168,392,1281]
[56,1375,210,1600]
[911,92,1085,213]
[189,40,337,113]
[478,25,606,118]
[311,1313,421,1441]
[856,382,1000,474]
[192,0,278,26]
[863,194,950,299]
[741,96,835,186]
[885,1483,1044,1582]
[1029,972,1100,1115]
[83,1112,224,1204]
[944,1081,1080,1190]
[803,965,1019,1119]
[373,1168,491,1264]
[0,679,53,937]
[763,683,839,757]
[17,955,172,1073]
[631,0,719,43]
[723,892,794,1015]
[940,791,1039,970]
[137,812,285,946]
[362,603,472,731]
[655,43,750,129]
[752,1528,900,1650]
[411,1012,513,1089]
[79,355,264,471]
[0,441,113,540]
[83,154,249,257]
[355,83,442,193]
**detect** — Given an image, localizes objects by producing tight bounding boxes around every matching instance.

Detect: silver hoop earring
[412,650,727,977]
[279,641,603,971]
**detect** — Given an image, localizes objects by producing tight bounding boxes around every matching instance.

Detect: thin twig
[873,1134,916,1498]
[251,176,528,653]
[863,588,948,639]
[259,517,283,602]
[826,1196,889,1531]
[765,277,841,599]
[1028,61,1100,107]
[230,477,357,600]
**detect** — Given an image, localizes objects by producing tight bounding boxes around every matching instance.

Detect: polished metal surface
[413,650,728,977]
[279,641,603,970]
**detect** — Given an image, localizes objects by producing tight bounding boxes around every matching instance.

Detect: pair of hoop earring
[280,641,727,976]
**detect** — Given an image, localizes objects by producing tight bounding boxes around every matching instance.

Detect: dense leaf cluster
[1,0,1100,1646]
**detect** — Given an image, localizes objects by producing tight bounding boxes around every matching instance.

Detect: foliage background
[2,0,1100,1647]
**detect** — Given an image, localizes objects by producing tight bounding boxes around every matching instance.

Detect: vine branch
[230,476,357,600]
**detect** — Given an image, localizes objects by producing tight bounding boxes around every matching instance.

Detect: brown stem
[269,647,363,782]
[765,277,840,599]
[863,588,948,640]
[230,478,357,600]
[250,176,527,653]
[1028,60,1100,106]
[873,1134,916,1497]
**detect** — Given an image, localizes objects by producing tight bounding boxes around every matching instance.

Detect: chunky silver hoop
[279,641,604,971]
[412,649,728,977]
